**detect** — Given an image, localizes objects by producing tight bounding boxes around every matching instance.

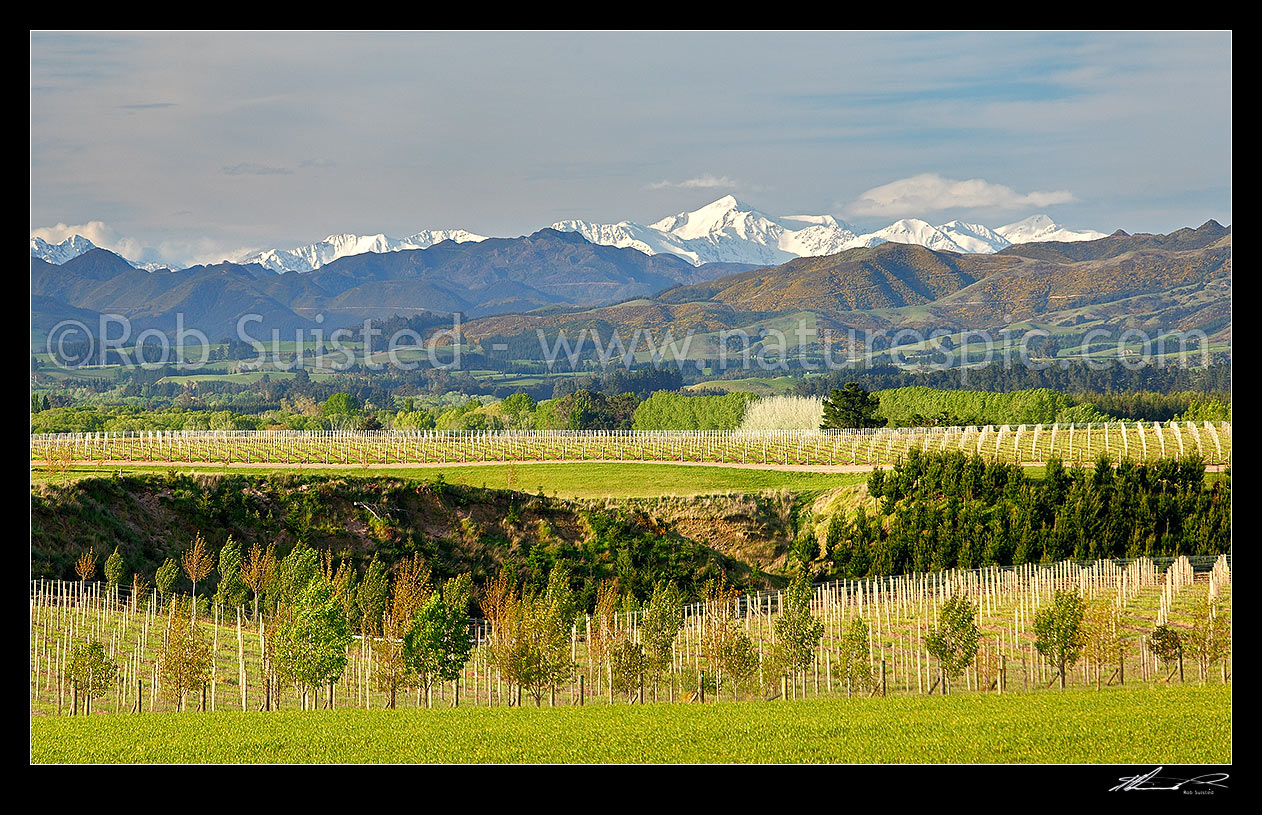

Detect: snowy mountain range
[237,229,488,273]
[31,197,1108,272]
[552,197,1106,265]
[30,235,97,265]
[30,236,172,271]
[553,197,860,266]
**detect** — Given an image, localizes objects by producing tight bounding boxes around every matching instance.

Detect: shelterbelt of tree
[816,451,1230,580]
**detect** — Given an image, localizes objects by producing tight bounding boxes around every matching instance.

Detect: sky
[30,31,1232,268]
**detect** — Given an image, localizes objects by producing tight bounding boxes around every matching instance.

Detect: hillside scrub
[30,472,805,608]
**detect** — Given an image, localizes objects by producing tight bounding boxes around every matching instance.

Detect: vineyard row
[30,421,1232,467]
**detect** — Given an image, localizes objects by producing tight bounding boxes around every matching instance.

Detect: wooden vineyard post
[211,607,219,711]
[260,618,271,712]
[237,608,247,711]
[579,674,584,706]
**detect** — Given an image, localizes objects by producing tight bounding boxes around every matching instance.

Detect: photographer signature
[1110,767,1230,792]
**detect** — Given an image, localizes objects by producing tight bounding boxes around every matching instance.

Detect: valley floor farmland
[30,684,1230,764]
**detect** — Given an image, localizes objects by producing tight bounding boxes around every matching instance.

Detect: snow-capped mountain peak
[31,234,172,270]
[649,194,754,237]
[995,214,1107,244]
[858,219,968,253]
[936,220,1012,253]
[556,196,861,267]
[31,235,97,264]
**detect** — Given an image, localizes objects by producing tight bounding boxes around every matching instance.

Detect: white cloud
[30,221,146,262]
[647,174,739,190]
[847,173,1076,217]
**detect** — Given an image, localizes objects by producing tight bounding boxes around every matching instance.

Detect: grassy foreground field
[31,684,1229,764]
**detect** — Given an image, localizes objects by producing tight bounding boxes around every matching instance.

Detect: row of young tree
[60,549,835,712]
[62,557,1227,715]
[819,451,1229,579]
[915,583,1228,695]
[65,544,477,713]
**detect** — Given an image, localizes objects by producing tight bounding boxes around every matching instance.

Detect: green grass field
[30,684,1230,764]
[31,459,1224,498]
[29,461,870,499]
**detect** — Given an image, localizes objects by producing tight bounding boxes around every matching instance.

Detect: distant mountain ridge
[238,229,489,273]
[30,222,1230,360]
[30,235,172,271]
[459,221,1231,349]
[29,229,757,342]
[998,219,1231,262]
[32,196,1109,273]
